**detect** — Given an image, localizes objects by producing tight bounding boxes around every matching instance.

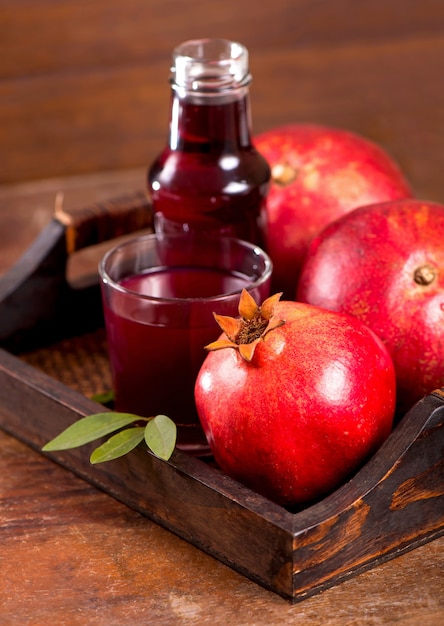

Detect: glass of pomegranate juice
[99,232,272,455]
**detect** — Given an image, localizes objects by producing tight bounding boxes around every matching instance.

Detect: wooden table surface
[0,170,443,625]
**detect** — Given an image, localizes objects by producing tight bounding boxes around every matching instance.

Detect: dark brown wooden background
[1,0,443,201]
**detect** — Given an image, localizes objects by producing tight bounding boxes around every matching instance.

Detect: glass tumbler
[99,232,272,455]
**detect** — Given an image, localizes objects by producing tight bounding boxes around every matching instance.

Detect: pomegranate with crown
[297,198,444,414]
[254,123,413,296]
[194,290,396,507]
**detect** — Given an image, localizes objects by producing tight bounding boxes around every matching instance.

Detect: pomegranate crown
[205,289,285,362]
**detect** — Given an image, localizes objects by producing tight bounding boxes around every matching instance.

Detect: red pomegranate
[297,199,444,414]
[195,290,396,508]
[254,123,413,296]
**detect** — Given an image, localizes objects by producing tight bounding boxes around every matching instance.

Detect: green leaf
[90,390,115,405]
[42,412,142,452]
[145,414,177,460]
[90,427,145,464]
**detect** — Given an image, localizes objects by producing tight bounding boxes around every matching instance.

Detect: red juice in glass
[99,233,272,455]
[104,267,250,424]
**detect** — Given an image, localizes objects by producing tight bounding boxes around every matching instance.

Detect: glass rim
[98,232,273,304]
[170,38,252,93]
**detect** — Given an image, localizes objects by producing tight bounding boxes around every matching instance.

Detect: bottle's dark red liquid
[103,266,256,454]
[148,39,270,243]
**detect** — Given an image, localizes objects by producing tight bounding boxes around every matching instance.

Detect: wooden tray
[0,192,443,603]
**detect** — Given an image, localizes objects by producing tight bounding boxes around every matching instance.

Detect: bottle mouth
[170,38,252,93]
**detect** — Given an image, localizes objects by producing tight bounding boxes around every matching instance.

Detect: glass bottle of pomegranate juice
[148,38,271,243]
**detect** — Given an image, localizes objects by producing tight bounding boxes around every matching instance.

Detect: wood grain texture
[1,431,442,625]
[0,0,443,203]
[0,185,152,351]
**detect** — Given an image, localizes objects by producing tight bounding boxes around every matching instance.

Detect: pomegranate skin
[254,123,413,296]
[195,301,396,508]
[297,199,444,414]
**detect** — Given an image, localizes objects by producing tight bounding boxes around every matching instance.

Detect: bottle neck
[168,87,253,152]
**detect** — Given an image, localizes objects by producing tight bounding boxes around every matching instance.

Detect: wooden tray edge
[0,346,443,602]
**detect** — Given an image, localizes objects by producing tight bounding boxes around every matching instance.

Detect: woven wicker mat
[20,329,112,400]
